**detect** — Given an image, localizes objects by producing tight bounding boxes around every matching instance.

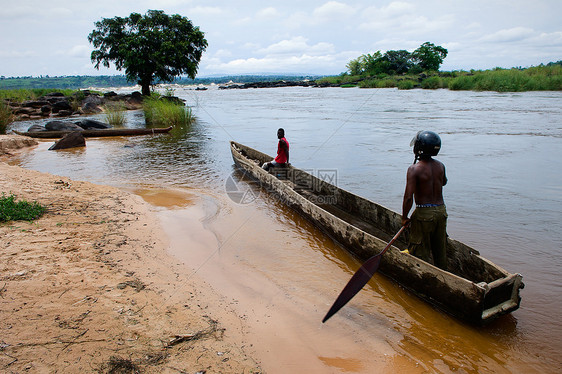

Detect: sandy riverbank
[0,136,262,373]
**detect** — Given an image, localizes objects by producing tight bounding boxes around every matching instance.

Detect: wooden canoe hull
[230,141,523,324]
[13,126,173,138]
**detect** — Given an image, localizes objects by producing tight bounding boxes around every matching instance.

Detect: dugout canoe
[230,141,524,324]
[13,126,173,138]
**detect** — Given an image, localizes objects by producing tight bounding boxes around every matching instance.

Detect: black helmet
[410,131,441,158]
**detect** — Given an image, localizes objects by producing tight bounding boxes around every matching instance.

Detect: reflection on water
[7,87,562,372]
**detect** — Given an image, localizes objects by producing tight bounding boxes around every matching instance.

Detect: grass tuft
[143,94,193,128]
[0,193,46,222]
[104,102,126,127]
[397,80,416,90]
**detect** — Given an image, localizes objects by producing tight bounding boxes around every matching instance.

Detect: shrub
[316,75,361,85]
[421,76,443,89]
[358,78,396,88]
[397,80,415,90]
[0,193,46,222]
[376,79,396,88]
[0,101,14,134]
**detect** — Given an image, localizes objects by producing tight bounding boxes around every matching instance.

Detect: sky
[1,0,561,78]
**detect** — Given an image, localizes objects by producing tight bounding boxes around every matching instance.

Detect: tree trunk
[141,82,151,96]
[139,75,152,96]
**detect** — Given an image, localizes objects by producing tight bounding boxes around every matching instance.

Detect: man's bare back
[402,158,447,225]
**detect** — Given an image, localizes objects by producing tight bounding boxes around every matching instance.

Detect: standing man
[401,130,448,270]
[262,128,289,171]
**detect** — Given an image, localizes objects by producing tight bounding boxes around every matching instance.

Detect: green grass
[315,64,562,92]
[316,74,362,85]
[103,102,126,127]
[397,80,416,90]
[143,95,193,127]
[0,193,46,222]
[448,65,562,92]
[0,88,77,103]
[421,76,444,89]
[0,101,14,134]
[359,78,396,88]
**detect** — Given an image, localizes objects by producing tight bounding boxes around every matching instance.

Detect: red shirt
[275,137,289,164]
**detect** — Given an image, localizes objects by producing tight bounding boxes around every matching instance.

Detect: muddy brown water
[8,87,562,373]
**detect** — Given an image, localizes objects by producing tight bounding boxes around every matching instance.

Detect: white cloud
[362,1,415,20]
[204,54,338,75]
[480,27,535,43]
[313,1,356,20]
[258,37,335,56]
[257,7,280,19]
[532,31,562,47]
[213,49,233,58]
[188,6,223,16]
[67,45,91,58]
[285,11,309,29]
[0,4,73,20]
[0,50,37,58]
[243,42,262,50]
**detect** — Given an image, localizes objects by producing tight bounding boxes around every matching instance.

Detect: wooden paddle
[322,225,408,323]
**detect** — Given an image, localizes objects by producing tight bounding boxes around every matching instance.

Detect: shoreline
[0,136,262,373]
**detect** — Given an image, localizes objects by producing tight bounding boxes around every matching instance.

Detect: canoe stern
[480,272,524,322]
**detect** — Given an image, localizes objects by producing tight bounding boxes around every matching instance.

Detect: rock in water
[45,120,83,131]
[48,132,86,150]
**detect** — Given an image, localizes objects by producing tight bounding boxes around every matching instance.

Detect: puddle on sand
[133,187,197,208]
[318,356,363,372]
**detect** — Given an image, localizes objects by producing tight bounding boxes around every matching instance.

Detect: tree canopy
[88,10,208,95]
[411,42,448,72]
[346,42,448,76]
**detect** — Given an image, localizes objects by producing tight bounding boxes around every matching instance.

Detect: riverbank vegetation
[318,62,562,92]
[0,193,46,222]
[143,93,193,128]
[0,87,194,129]
[327,41,561,92]
[0,101,14,134]
[103,102,126,127]
[0,88,79,103]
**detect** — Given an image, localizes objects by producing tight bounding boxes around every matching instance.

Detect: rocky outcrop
[0,135,38,156]
[5,90,144,121]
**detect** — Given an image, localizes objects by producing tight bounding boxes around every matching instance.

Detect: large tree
[411,42,448,72]
[381,50,412,74]
[88,10,208,95]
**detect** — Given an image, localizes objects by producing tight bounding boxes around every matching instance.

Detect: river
[8,86,562,373]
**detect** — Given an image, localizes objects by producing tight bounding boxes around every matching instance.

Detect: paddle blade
[322,254,382,323]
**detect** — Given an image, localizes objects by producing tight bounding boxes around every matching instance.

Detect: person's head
[277,128,285,139]
[410,130,441,162]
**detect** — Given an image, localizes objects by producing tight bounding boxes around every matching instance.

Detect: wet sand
[0,136,261,373]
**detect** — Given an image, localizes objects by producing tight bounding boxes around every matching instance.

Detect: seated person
[262,128,289,171]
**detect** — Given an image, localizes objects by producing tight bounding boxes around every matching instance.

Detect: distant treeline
[318,61,562,92]
[0,75,322,90]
